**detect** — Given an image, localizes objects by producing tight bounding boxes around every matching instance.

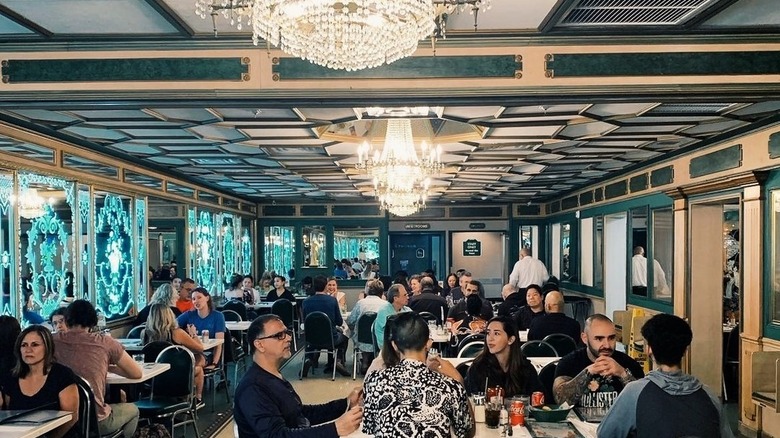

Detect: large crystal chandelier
[357,119,442,216]
[196,0,492,71]
[9,188,47,219]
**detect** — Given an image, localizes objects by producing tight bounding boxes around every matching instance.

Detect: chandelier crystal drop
[196,0,492,71]
[356,118,442,216]
[10,188,47,219]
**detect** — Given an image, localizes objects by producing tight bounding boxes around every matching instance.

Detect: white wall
[604,213,627,318]
[580,217,593,287]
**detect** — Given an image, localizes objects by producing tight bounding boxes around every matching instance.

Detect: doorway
[604,213,628,318]
[689,198,741,399]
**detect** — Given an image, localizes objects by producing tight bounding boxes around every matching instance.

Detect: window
[630,207,649,297]
[651,208,673,302]
[264,226,295,276]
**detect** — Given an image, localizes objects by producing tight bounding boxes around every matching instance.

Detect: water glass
[429,347,439,359]
[133,354,144,365]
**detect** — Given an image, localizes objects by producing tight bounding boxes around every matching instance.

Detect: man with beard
[553,314,644,409]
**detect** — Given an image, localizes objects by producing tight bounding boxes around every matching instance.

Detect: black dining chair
[134,345,199,437]
[457,333,486,352]
[204,333,231,411]
[456,360,474,379]
[521,340,559,358]
[73,374,123,438]
[222,299,248,321]
[538,361,558,404]
[352,311,378,380]
[301,311,337,381]
[543,333,578,357]
[272,299,297,351]
[221,309,243,322]
[141,340,173,363]
[417,311,438,325]
[127,324,145,339]
[457,341,484,358]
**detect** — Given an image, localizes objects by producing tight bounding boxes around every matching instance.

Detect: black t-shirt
[554,348,645,408]
[0,362,77,410]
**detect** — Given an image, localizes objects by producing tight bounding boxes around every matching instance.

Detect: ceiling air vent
[558,0,719,27]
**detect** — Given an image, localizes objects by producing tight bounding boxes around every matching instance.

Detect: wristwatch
[621,368,633,382]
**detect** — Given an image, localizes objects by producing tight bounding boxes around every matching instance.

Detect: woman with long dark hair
[465,315,543,398]
[1,325,79,438]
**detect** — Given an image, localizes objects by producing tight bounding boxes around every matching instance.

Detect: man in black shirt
[514,284,545,330]
[527,290,580,343]
[234,314,363,438]
[409,276,449,325]
[553,314,644,408]
[447,280,493,323]
[496,283,524,318]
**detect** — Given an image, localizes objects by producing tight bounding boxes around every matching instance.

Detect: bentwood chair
[221,309,243,322]
[204,332,231,411]
[272,299,297,351]
[538,361,558,404]
[352,311,378,380]
[127,324,146,339]
[521,340,559,358]
[135,345,200,437]
[457,341,484,358]
[222,299,248,321]
[301,311,337,381]
[543,333,578,357]
[74,374,123,438]
[417,311,438,325]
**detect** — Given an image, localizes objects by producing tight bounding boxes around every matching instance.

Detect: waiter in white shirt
[508,247,549,305]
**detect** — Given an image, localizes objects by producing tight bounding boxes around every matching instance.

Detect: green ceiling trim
[300,205,328,216]
[605,180,628,200]
[629,173,649,193]
[1,57,250,83]
[517,205,541,216]
[272,55,521,80]
[689,144,742,179]
[651,166,674,188]
[561,195,578,210]
[544,51,780,78]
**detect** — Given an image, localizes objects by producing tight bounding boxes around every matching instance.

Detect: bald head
[520,247,530,258]
[544,290,565,313]
[501,283,517,299]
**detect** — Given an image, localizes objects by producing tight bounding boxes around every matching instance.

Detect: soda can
[201,329,209,343]
[510,398,525,426]
[531,391,545,407]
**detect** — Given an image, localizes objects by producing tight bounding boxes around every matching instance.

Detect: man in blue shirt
[301,275,350,376]
[234,314,363,438]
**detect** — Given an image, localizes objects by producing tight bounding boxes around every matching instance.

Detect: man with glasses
[175,278,196,313]
[234,314,364,438]
[447,280,493,324]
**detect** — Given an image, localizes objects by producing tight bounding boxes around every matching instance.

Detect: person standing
[553,314,644,409]
[598,314,734,437]
[234,314,363,438]
[508,248,549,298]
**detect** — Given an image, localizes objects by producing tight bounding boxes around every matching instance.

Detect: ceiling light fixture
[356,118,442,216]
[9,188,49,219]
[196,0,492,71]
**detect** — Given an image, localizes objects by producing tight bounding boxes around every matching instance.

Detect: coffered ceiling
[0,0,778,205]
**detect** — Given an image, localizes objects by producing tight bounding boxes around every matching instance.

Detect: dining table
[443,356,560,373]
[117,337,224,353]
[226,321,251,331]
[0,411,73,438]
[107,362,171,385]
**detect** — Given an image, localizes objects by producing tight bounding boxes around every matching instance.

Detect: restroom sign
[462,239,482,257]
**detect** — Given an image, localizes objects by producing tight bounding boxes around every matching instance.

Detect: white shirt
[633,254,669,293]
[509,256,549,289]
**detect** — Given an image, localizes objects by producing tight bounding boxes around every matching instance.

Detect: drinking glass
[485,402,501,428]
[429,348,439,359]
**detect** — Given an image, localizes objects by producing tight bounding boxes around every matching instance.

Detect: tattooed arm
[553,368,590,405]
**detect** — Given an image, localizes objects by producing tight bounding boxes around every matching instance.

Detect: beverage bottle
[97,309,107,331]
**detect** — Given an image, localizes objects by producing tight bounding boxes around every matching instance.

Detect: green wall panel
[605,180,628,200]
[273,55,520,80]
[517,205,541,216]
[300,205,328,216]
[450,206,504,218]
[579,191,594,206]
[561,196,579,210]
[630,174,649,193]
[263,205,296,216]
[1,58,248,83]
[545,51,780,77]
[770,131,780,159]
[689,144,742,178]
[331,205,381,216]
[594,187,604,202]
[651,166,674,187]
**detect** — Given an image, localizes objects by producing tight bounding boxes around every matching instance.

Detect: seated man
[598,313,733,438]
[553,314,644,409]
[234,314,363,438]
[514,284,545,330]
[301,275,350,376]
[527,290,581,342]
[346,279,387,374]
[447,280,493,324]
[175,277,196,313]
[496,283,523,318]
[54,299,142,437]
[451,294,488,333]
[408,276,449,325]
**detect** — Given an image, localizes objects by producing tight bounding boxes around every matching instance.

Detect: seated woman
[326,277,347,314]
[176,288,226,371]
[133,283,181,326]
[363,312,475,438]
[144,303,206,404]
[226,273,253,304]
[50,307,69,333]
[1,325,79,438]
[465,316,544,398]
[264,275,296,302]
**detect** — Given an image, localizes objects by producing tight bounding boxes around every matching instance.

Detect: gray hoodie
[597,369,734,438]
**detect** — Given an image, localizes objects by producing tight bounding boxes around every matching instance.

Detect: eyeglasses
[256,329,293,341]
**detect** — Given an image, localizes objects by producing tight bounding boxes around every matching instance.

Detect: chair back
[457,333,486,352]
[151,345,196,400]
[538,361,558,403]
[725,323,740,362]
[457,341,484,358]
[141,340,173,363]
[370,321,379,354]
[542,333,578,357]
[272,299,295,327]
[303,311,335,349]
[222,328,245,364]
[356,312,378,345]
[221,309,243,322]
[456,360,473,379]
[73,374,96,438]
[127,324,145,339]
[521,340,559,357]
[222,300,248,321]
[417,311,438,325]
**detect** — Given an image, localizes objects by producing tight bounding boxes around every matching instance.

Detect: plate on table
[526,420,585,438]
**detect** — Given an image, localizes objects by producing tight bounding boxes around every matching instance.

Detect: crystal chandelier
[10,188,47,219]
[356,119,442,216]
[196,0,492,71]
